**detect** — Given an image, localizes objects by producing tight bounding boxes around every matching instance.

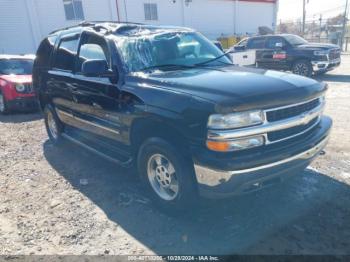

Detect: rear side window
[35,35,57,68]
[53,36,79,71]
[247,38,266,49]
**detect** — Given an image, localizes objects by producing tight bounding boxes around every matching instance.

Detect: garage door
[0,0,36,54]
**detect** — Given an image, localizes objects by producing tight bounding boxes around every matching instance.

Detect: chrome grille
[207,96,324,146]
[23,83,34,94]
[267,117,319,142]
[266,98,320,122]
[329,49,341,60]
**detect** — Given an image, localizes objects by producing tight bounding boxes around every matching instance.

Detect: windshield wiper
[139,59,234,72]
[193,50,233,67]
[140,64,195,72]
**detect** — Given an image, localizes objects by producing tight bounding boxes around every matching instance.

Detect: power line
[341,0,349,50]
[306,4,345,16]
[281,4,346,24]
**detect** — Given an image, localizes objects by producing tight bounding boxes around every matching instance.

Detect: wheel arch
[130,117,191,157]
[38,91,51,111]
[292,56,311,64]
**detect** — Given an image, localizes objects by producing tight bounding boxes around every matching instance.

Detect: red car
[0,55,38,114]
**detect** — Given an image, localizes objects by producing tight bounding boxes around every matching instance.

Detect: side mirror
[213,41,224,51]
[82,59,112,77]
[234,45,246,51]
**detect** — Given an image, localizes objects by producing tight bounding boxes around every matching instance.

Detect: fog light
[207,135,265,152]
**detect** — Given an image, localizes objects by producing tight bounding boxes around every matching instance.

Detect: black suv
[33,22,332,210]
[234,34,341,77]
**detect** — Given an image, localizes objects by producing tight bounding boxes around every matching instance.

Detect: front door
[258,37,289,70]
[69,32,125,144]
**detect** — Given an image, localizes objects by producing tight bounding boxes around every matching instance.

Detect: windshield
[284,35,308,46]
[115,31,232,72]
[0,59,34,75]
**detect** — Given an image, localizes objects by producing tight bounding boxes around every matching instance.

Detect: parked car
[233,34,341,77]
[0,54,37,114]
[33,22,332,211]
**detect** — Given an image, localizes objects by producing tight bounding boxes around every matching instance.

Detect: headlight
[208,111,264,129]
[207,135,265,152]
[314,50,329,56]
[15,83,26,93]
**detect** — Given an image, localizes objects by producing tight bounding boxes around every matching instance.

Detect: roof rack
[79,21,144,26]
[49,21,143,35]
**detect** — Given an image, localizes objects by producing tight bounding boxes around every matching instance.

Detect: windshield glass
[115,31,232,72]
[284,35,308,46]
[0,59,34,75]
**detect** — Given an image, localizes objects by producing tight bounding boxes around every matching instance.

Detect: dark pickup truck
[234,34,341,77]
[33,22,332,211]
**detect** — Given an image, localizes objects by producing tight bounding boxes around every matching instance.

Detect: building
[0,0,278,54]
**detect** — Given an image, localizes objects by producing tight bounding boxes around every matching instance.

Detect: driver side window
[177,34,200,58]
[76,35,110,73]
[266,37,285,49]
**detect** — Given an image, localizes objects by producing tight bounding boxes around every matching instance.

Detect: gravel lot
[1,56,350,256]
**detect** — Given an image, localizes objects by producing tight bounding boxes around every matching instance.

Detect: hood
[296,42,340,50]
[127,66,326,113]
[0,74,32,84]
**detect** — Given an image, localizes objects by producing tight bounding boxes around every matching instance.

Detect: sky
[278,0,348,22]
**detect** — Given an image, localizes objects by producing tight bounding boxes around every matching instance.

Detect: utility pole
[341,0,349,50]
[302,0,306,36]
[319,14,322,42]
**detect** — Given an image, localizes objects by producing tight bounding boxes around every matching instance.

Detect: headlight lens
[314,50,329,56]
[15,83,26,93]
[208,111,264,129]
[207,135,265,152]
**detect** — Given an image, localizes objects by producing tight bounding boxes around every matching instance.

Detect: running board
[61,133,133,167]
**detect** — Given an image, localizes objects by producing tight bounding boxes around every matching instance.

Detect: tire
[44,104,64,145]
[137,137,198,213]
[292,60,312,77]
[314,70,327,76]
[0,92,9,114]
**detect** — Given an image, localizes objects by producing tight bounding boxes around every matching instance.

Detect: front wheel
[44,104,64,145]
[0,92,9,114]
[292,60,312,77]
[137,138,198,212]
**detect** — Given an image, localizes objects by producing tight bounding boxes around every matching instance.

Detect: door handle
[243,55,248,59]
[70,84,78,91]
[92,102,102,109]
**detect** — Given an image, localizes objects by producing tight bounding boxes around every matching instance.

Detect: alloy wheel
[147,153,179,201]
[293,63,310,76]
[47,111,59,140]
[0,94,5,113]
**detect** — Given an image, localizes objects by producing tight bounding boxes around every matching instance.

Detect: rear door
[70,32,124,143]
[48,33,81,125]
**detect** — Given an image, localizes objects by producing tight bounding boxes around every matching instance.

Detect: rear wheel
[292,60,312,77]
[137,138,198,212]
[0,92,9,114]
[44,104,64,145]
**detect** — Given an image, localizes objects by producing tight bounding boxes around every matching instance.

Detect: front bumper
[312,58,341,73]
[193,116,332,198]
[7,96,39,112]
